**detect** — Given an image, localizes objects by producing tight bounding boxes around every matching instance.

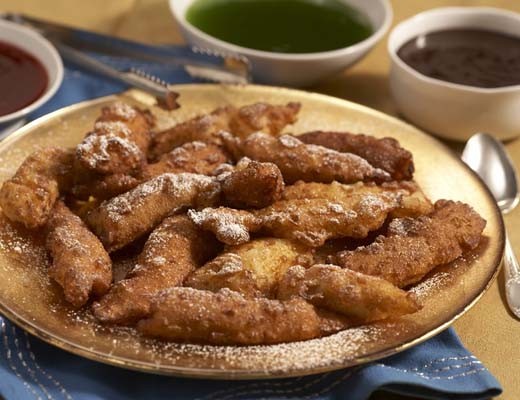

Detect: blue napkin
[0,42,503,400]
[0,320,502,400]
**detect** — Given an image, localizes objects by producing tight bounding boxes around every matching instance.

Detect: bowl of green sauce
[170,0,392,87]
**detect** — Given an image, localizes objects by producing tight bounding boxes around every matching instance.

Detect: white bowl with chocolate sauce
[388,7,520,141]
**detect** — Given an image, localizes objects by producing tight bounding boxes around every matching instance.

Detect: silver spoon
[462,132,520,318]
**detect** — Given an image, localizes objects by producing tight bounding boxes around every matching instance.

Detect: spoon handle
[504,235,520,318]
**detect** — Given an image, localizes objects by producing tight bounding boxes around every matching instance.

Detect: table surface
[1,0,520,399]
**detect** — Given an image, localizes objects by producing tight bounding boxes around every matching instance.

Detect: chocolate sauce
[0,41,48,116]
[397,29,520,88]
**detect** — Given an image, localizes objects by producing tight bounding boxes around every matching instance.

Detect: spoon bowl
[462,132,520,318]
[462,133,519,213]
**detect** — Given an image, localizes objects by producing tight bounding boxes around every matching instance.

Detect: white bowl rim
[170,0,393,61]
[388,6,520,94]
[0,19,64,124]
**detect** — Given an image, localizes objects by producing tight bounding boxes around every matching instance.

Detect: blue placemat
[0,42,503,400]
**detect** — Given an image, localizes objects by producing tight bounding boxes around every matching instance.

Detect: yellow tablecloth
[1,1,519,398]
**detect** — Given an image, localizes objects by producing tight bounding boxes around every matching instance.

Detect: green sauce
[186,0,373,54]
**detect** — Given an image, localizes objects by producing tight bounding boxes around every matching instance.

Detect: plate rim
[0,84,506,379]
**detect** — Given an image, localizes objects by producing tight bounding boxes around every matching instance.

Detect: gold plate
[0,84,504,379]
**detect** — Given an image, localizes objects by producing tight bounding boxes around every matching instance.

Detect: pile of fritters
[0,100,486,345]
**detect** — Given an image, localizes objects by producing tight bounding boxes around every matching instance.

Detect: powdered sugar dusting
[108,102,137,120]
[388,217,420,236]
[410,272,451,300]
[103,173,217,222]
[188,208,251,244]
[328,202,344,213]
[212,163,235,179]
[53,226,85,254]
[94,121,132,137]
[0,219,47,265]
[133,322,389,373]
[77,133,141,169]
[357,194,391,215]
[279,134,301,148]
[215,254,244,275]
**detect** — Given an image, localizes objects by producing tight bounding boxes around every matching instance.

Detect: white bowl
[0,19,63,126]
[170,0,392,87]
[388,7,520,141]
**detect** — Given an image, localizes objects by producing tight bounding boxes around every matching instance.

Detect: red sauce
[0,41,48,116]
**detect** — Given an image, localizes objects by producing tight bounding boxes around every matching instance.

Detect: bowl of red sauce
[388,7,520,141]
[0,19,63,126]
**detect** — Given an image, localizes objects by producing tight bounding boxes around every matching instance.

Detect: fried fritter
[189,207,258,245]
[221,132,390,184]
[229,101,301,139]
[317,309,353,336]
[86,173,221,252]
[221,158,284,209]
[186,238,313,297]
[46,201,112,308]
[282,181,433,218]
[189,184,416,247]
[72,172,140,201]
[298,131,414,180]
[150,106,233,159]
[137,287,321,345]
[278,265,420,323]
[333,200,486,288]
[76,102,153,175]
[73,141,230,201]
[149,102,300,159]
[257,197,400,246]
[0,147,74,228]
[93,215,218,324]
[141,141,230,181]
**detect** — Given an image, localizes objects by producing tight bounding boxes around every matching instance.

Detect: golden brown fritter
[221,158,284,209]
[278,265,420,323]
[317,309,353,336]
[188,207,258,245]
[333,200,487,288]
[86,173,221,252]
[150,106,234,159]
[221,132,390,184]
[282,181,433,218]
[76,102,153,175]
[97,102,154,148]
[137,287,321,345]
[186,238,312,298]
[229,101,301,139]
[186,253,258,296]
[149,102,301,159]
[298,131,414,180]
[141,141,230,181]
[0,147,75,229]
[256,197,399,246]
[71,172,140,201]
[72,141,230,201]
[189,183,417,247]
[46,201,112,308]
[93,215,219,324]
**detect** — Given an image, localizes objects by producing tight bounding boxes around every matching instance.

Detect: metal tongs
[2,14,251,110]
